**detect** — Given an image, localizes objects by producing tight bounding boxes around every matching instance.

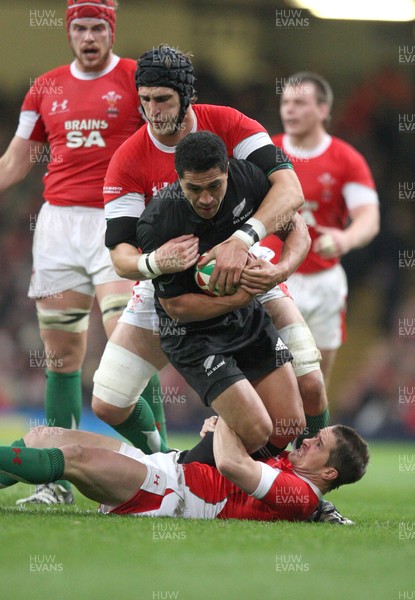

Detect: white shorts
[99,446,228,520]
[99,447,186,517]
[119,280,159,331]
[29,202,124,298]
[285,264,348,350]
[119,278,288,332]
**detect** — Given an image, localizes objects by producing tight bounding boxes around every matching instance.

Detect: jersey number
[66,131,106,148]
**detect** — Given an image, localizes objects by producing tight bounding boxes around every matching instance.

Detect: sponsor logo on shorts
[203,355,226,376]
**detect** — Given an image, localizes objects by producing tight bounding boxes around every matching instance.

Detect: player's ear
[321,466,338,482]
[318,102,330,123]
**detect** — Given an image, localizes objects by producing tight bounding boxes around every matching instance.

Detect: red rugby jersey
[16,56,143,208]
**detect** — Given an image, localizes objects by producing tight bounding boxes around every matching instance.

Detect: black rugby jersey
[136,158,270,300]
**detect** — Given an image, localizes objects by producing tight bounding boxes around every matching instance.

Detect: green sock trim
[298,408,330,444]
[0,439,26,488]
[141,374,168,444]
[0,447,65,484]
[48,448,66,481]
[113,399,169,454]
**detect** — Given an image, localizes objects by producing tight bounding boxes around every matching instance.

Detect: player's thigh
[110,320,168,370]
[263,296,303,329]
[252,362,305,430]
[62,445,147,506]
[25,427,123,451]
[37,289,94,312]
[211,379,273,447]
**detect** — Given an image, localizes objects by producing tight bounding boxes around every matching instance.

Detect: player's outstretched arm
[0,136,39,193]
[213,417,262,495]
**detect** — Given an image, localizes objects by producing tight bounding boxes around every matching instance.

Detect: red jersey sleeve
[16,81,48,143]
[260,465,320,520]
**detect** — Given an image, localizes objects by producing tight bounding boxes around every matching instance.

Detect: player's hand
[199,415,219,438]
[198,238,249,296]
[155,234,200,274]
[313,226,350,259]
[240,256,287,293]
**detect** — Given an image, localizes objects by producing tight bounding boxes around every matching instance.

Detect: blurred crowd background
[0,0,414,439]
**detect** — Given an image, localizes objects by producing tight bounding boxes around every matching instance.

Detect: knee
[91,396,122,424]
[25,426,63,447]
[273,410,306,442]
[93,341,156,410]
[243,417,273,454]
[62,443,88,467]
[297,370,327,414]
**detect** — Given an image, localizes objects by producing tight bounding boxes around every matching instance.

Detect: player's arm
[200,143,304,294]
[0,136,40,193]
[107,203,200,280]
[159,286,254,323]
[213,417,262,494]
[240,212,311,292]
[109,234,200,281]
[314,202,380,259]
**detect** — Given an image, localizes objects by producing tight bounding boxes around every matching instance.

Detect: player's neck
[286,127,326,151]
[151,106,196,148]
[294,468,327,493]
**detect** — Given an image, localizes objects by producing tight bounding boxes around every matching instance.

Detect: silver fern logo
[233,199,246,218]
[203,355,215,371]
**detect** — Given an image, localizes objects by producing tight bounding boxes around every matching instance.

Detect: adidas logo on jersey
[275,338,288,351]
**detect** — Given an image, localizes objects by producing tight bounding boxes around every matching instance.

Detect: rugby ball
[194,253,220,296]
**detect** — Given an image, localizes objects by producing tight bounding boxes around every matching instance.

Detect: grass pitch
[1,437,414,600]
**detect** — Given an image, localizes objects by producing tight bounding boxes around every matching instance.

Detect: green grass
[1,438,414,600]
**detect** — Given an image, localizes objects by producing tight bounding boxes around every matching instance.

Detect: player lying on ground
[0,419,368,521]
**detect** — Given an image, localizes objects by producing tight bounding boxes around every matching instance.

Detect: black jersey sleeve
[246,144,293,178]
[135,219,161,253]
[137,217,198,299]
[105,217,140,249]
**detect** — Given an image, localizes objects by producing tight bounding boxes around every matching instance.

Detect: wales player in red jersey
[0,1,166,504]
[0,418,368,523]
[261,72,380,386]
